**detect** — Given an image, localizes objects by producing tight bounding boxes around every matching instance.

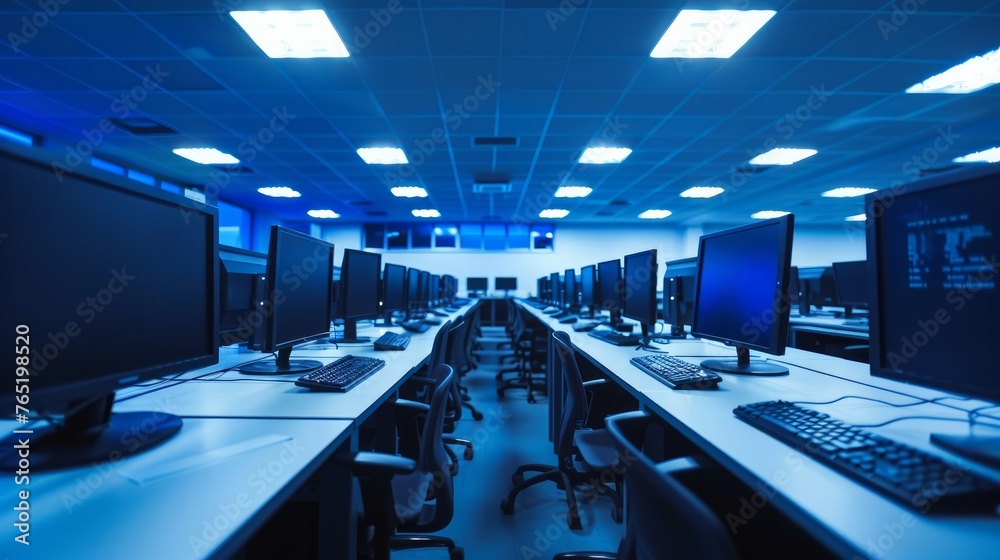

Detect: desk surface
[790,314,870,334]
[1,417,352,560]
[520,301,1000,560]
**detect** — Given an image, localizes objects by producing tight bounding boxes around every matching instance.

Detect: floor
[399,330,622,559]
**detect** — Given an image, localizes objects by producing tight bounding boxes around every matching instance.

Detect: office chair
[552,411,739,560]
[452,306,485,421]
[441,317,476,461]
[342,365,464,560]
[501,330,622,529]
[496,304,547,403]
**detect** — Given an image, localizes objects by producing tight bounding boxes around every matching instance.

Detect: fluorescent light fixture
[845,214,867,222]
[554,186,592,198]
[749,148,817,166]
[906,48,1000,94]
[307,209,340,219]
[412,209,441,218]
[680,186,724,199]
[953,147,1000,164]
[638,209,673,220]
[391,186,427,198]
[173,148,239,165]
[0,123,33,146]
[821,187,877,198]
[230,10,349,59]
[539,209,570,219]
[751,210,790,220]
[357,147,408,165]
[650,9,776,59]
[579,147,632,164]
[258,186,301,198]
[545,232,554,239]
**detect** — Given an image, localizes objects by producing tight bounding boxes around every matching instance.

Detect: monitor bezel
[597,259,622,312]
[495,276,518,291]
[832,260,868,307]
[622,250,658,327]
[580,264,598,310]
[339,248,382,321]
[382,263,408,312]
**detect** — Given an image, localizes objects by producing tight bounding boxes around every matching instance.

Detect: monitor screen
[597,259,622,312]
[550,272,562,306]
[431,274,441,305]
[868,170,1000,400]
[340,249,382,320]
[219,246,267,347]
[797,266,828,309]
[662,257,698,331]
[383,263,407,312]
[468,277,488,292]
[563,269,577,309]
[0,145,218,468]
[264,227,335,351]
[692,216,794,375]
[407,268,422,310]
[833,260,868,307]
[580,265,598,311]
[419,271,431,306]
[495,277,517,291]
[622,250,658,333]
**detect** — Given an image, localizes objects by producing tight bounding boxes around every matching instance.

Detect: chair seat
[391,470,438,527]
[573,429,619,471]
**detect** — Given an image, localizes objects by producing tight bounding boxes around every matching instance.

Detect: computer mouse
[559,316,578,324]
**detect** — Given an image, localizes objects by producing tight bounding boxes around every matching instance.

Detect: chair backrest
[461,304,480,366]
[606,411,739,560]
[415,365,456,530]
[443,317,466,423]
[426,319,452,374]
[552,331,587,463]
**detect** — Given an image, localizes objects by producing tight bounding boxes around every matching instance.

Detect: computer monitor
[622,250,658,339]
[537,276,549,302]
[833,260,868,319]
[419,270,431,309]
[382,263,407,324]
[219,246,267,347]
[406,268,422,317]
[239,227,335,374]
[563,269,578,310]
[797,266,826,315]
[661,257,698,338]
[692,215,795,376]
[0,144,218,470]
[443,275,457,301]
[788,265,801,307]
[867,168,1000,466]
[549,271,562,307]
[331,248,382,343]
[467,277,488,295]
[496,277,517,293]
[597,259,624,327]
[580,265,598,315]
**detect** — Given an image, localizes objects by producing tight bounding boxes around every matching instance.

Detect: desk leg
[319,431,358,560]
[546,325,558,443]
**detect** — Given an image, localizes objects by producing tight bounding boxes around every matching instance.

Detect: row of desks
[1,302,477,559]
[520,301,1000,560]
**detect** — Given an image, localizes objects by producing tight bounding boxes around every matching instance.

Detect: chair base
[390,535,464,560]
[500,467,622,530]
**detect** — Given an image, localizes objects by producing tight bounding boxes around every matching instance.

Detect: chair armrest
[553,553,617,560]
[582,379,607,388]
[655,455,707,476]
[394,399,430,415]
[338,451,416,478]
[408,375,436,387]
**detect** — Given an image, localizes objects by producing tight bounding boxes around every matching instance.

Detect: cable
[792,394,930,408]
[853,415,1000,430]
[114,353,277,404]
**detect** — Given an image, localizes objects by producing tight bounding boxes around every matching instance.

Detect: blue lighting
[0,124,34,146]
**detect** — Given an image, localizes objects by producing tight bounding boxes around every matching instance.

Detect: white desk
[519,300,1000,560]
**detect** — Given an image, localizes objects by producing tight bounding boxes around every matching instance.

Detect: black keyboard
[400,320,431,333]
[588,330,640,347]
[734,400,1000,513]
[296,355,386,392]
[630,354,721,389]
[373,332,411,351]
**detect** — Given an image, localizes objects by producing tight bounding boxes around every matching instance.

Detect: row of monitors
[1,137,997,468]
[467,276,517,292]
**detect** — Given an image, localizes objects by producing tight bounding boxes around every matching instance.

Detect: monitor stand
[930,433,1000,470]
[239,347,323,375]
[701,346,789,376]
[0,394,181,471]
[655,324,689,340]
[328,319,371,344]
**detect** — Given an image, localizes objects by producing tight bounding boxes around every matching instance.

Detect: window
[483,224,506,251]
[460,224,482,249]
[435,225,458,248]
[364,224,385,249]
[91,157,125,175]
[507,223,530,249]
[218,201,252,249]
[362,223,554,252]
[412,224,433,249]
[386,223,409,249]
[161,181,183,195]
[532,224,555,250]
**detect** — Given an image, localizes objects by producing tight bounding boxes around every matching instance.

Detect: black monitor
[331,248,382,343]
[563,269,578,310]
[820,267,840,307]
[788,265,801,306]
[382,263,407,324]
[692,215,795,376]
[406,268,421,313]
[597,259,624,327]
[867,168,1000,466]
[0,145,218,470]
[537,276,549,302]
[496,277,517,292]
[833,260,868,319]
[430,274,441,307]
[239,227,335,374]
[661,257,698,338]
[622,250,658,339]
[580,264,598,315]
[797,266,826,315]
[219,246,267,347]
[443,275,457,300]
[419,270,431,308]
[467,277,488,295]
[548,271,561,306]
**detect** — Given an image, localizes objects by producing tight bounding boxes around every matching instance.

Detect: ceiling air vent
[109,118,177,135]
[473,175,512,194]
[365,210,388,217]
[350,200,374,206]
[212,165,254,174]
[473,136,519,147]
[609,199,631,206]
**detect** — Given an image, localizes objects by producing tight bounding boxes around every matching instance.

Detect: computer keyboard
[295,355,386,392]
[734,400,1000,513]
[399,320,431,333]
[630,354,721,389]
[587,330,640,347]
[373,332,411,351]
